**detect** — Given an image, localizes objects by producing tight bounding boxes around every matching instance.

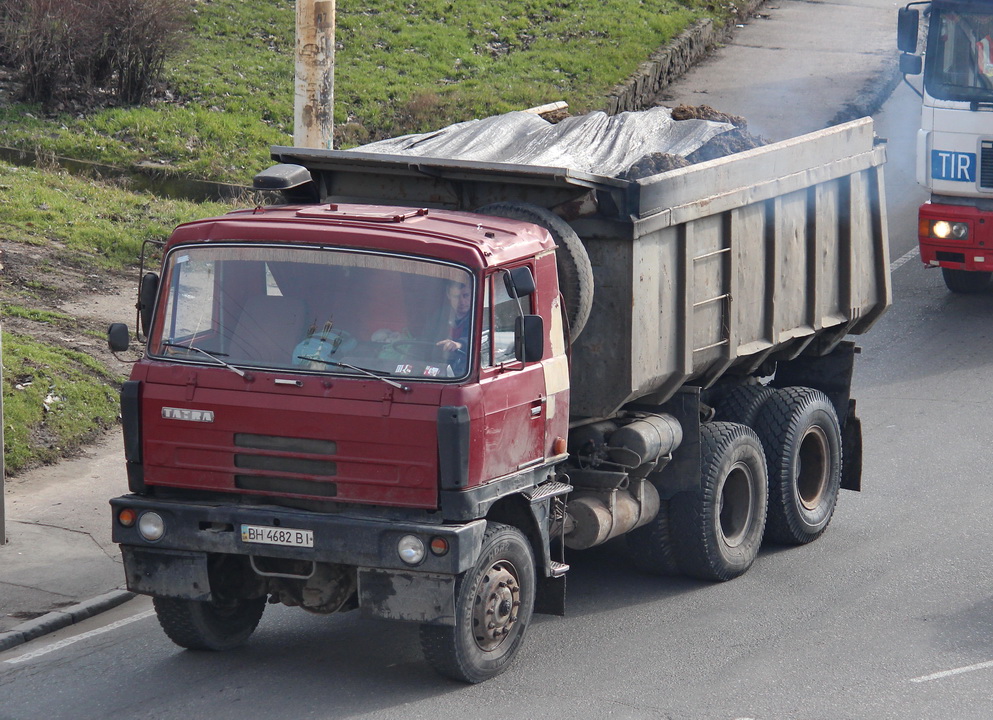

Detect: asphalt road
[7,21,993,720]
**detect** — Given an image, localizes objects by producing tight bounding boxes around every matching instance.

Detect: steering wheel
[389,340,446,362]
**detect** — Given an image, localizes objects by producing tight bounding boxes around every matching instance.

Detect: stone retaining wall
[606,1,767,115]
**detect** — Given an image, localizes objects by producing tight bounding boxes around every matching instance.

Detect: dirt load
[620,104,767,179]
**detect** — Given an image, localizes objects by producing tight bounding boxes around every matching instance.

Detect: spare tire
[474,202,594,342]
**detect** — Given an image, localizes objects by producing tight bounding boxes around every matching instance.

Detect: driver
[437,281,472,357]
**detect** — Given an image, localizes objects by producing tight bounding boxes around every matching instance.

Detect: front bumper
[919,202,993,272]
[111,495,487,624]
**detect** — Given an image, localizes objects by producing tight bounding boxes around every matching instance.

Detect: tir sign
[931,150,977,182]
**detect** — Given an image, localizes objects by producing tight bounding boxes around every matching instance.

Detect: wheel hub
[472,560,521,652]
[797,426,829,511]
[718,461,754,548]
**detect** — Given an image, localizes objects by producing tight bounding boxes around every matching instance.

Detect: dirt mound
[620,104,767,180]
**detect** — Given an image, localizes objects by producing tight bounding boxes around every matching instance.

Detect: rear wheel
[942,268,991,294]
[626,499,680,576]
[153,595,266,651]
[714,384,775,426]
[753,387,843,545]
[669,422,768,581]
[419,522,535,683]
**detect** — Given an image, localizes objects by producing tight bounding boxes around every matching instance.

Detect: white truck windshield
[926,8,993,101]
[149,244,474,380]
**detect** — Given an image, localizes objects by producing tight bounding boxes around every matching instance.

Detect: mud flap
[122,546,211,601]
[841,399,863,492]
[357,569,456,625]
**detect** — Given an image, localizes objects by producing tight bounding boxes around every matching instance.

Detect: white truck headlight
[397,535,425,565]
[138,512,165,541]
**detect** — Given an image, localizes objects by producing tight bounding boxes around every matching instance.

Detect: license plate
[240,524,314,548]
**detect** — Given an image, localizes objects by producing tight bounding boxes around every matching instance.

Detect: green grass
[0,162,236,474]
[1,331,121,474]
[0,163,234,270]
[0,0,737,184]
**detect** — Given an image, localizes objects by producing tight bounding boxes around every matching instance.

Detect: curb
[0,589,136,653]
[829,55,903,128]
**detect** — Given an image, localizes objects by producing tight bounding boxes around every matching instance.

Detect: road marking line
[3,609,155,665]
[890,246,920,272]
[910,659,993,683]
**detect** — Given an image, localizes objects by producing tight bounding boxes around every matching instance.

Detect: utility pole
[294,0,335,149]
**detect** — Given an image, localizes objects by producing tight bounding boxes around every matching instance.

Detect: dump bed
[269,116,890,419]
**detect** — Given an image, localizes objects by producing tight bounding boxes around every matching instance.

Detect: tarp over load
[356,106,736,178]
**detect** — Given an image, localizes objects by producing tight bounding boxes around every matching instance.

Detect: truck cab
[899,0,993,292]
[109,201,572,682]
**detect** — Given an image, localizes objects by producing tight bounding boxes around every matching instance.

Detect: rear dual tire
[668,422,768,581]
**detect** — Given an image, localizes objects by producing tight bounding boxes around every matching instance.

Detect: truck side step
[524,480,572,503]
[547,560,570,577]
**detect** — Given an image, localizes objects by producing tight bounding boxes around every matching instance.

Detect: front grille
[234,454,336,476]
[235,475,338,497]
[981,141,993,189]
[234,433,336,454]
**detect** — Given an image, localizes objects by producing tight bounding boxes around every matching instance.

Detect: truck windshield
[925,7,993,102]
[148,244,474,380]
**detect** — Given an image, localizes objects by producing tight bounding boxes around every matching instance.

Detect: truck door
[478,271,546,480]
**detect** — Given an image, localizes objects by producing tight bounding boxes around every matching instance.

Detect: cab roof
[165,202,555,269]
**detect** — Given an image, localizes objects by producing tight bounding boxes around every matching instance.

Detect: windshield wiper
[163,341,247,378]
[297,356,410,392]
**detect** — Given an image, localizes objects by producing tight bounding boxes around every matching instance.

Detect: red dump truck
[108,114,889,682]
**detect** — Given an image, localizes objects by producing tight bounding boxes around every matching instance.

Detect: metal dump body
[270,116,890,419]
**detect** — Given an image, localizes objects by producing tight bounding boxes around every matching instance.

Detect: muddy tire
[626,499,680,576]
[669,422,768,581]
[474,202,593,341]
[714,384,775,426]
[153,595,265,651]
[419,522,535,683]
[753,387,843,545]
[942,268,991,294]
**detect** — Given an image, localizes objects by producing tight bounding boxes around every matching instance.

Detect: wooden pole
[294,0,335,149]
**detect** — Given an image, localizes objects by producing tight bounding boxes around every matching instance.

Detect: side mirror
[108,323,130,352]
[897,7,920,54]
[504,266,536,298]
[900,52,923,76]
[138,272,159,338]
[515,315,544,363]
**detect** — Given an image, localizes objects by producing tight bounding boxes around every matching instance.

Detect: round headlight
[932,220,952,238]
[398,535,426,565]
[138,512,165,541]
[932,220,969,240]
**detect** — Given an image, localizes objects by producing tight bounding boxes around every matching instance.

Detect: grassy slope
[0,0,723,184]
[0,163,232,474]
[0,0,736,473]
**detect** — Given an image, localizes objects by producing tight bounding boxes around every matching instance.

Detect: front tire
[419,522,535,683]
[153,596,266,651]
[669,422,768,581]
[942,267,991,294]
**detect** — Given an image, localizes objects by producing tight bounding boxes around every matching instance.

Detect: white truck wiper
[298,356,410,392]
[162,341,247,378]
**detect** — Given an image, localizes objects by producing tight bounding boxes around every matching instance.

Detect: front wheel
[153,596,266,651]
[942,268,991,294]
[419,522,535,683]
